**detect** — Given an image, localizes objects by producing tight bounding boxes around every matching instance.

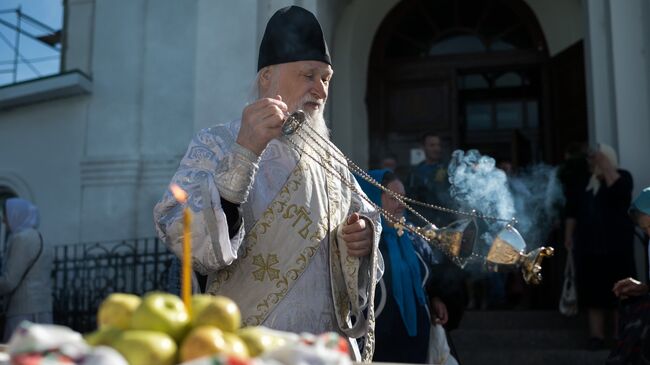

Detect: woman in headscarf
[564,143,636,350]
[607,187,650,364]
[357,169,453,364]
[0,198,53,342]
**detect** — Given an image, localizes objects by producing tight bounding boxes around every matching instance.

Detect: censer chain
[286,131,482,266]
[298,122,515,224]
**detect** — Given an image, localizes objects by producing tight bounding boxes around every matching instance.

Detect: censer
[282,110,554,284]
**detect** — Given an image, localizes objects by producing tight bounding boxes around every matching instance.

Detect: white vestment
[154,119,382,360]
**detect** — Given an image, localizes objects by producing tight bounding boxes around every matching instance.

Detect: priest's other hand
[341,213,373,257]
[237,95,288,155]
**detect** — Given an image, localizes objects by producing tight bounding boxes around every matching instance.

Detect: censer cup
[486,225,554,285]
[421,219,477,268]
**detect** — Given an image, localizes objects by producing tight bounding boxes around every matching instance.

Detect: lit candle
[170,184,192,317]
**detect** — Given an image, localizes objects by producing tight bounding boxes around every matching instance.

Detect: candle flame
[170,184,188,204]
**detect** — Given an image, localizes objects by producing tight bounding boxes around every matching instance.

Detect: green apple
[130,291,189,342]
[237,326,296,357]
[223,332,249,358]
[112,330,177,365]
[97,293,141,330]
[84,326,123,347]
[180,326,229,362]
[193,296,241,332]
[191,294,216,325]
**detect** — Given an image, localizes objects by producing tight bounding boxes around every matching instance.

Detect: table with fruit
[3,292,355,365]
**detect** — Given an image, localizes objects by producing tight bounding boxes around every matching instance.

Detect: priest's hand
[237,95,288,155]
[341,213,373,257]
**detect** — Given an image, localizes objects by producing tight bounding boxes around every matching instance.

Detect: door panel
[368,67,456,168]
[548,41,588,163]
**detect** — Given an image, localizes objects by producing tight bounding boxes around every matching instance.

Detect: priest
[153,6,381,361]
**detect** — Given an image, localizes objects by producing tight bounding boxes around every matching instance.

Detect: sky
[0,0,63,86]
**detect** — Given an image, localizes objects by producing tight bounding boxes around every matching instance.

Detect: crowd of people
[0,5,648,365]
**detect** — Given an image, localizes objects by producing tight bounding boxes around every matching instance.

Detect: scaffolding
[0,7,61,85]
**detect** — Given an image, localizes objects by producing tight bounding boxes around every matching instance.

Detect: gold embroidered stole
[206,155,342,325]
[328,165,378,362]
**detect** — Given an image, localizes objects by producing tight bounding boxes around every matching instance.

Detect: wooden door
[548,41,588,163]
[368,64,456,169]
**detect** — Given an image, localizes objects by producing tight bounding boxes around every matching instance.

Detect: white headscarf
[585,143,619,196]
[4,198,39,234]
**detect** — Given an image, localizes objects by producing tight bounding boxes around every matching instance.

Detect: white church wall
[63,0,94,75]
[0,96,88,245]
[585,0,650,195]
[609,0,650,194]
[80,0,148,241]
[137,0,199,238]
[193,0,257,132]
[331,0,401,169]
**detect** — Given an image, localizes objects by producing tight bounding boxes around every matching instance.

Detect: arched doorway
[367,0,549,169]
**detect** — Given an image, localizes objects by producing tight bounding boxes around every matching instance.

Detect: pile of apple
[84,292,293,365]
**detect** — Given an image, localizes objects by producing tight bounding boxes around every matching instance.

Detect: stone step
[458,310,586,330]
[451,328,586,350]
[456,349,610,365]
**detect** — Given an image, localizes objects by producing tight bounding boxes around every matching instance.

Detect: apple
[84,326,123,347]
[97,293,141,330]
[180,326,229,362]
[193,295,241,332]
[237,326,271,357]
[237,326,296,357]
[130,291,189,342]
[223,332,250,358]
[111,330,177,365]
[190,294,216,325]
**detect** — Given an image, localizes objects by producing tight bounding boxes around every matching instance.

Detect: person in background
[407,132,452,228]
[407,132,468,324]
[358,169,457,364]
[607,186,650,364]
[380,154,398,172]
[0,198,53,342]
[557,142,591,209]
[565,143,636,350]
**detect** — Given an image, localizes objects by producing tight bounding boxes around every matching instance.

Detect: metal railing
[51,237,176,333]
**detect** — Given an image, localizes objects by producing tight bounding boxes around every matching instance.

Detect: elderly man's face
[262,60,333,117]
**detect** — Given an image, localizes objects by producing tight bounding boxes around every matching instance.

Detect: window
[464,100,538,131]
[429,35,486,56]
[0,1,63,87]
[460,70,540,132]
[383,0,543,59]
[466,103,492,130]
[496,102,522,129]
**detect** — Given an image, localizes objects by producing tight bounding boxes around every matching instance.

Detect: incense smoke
[448,149,564,251]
